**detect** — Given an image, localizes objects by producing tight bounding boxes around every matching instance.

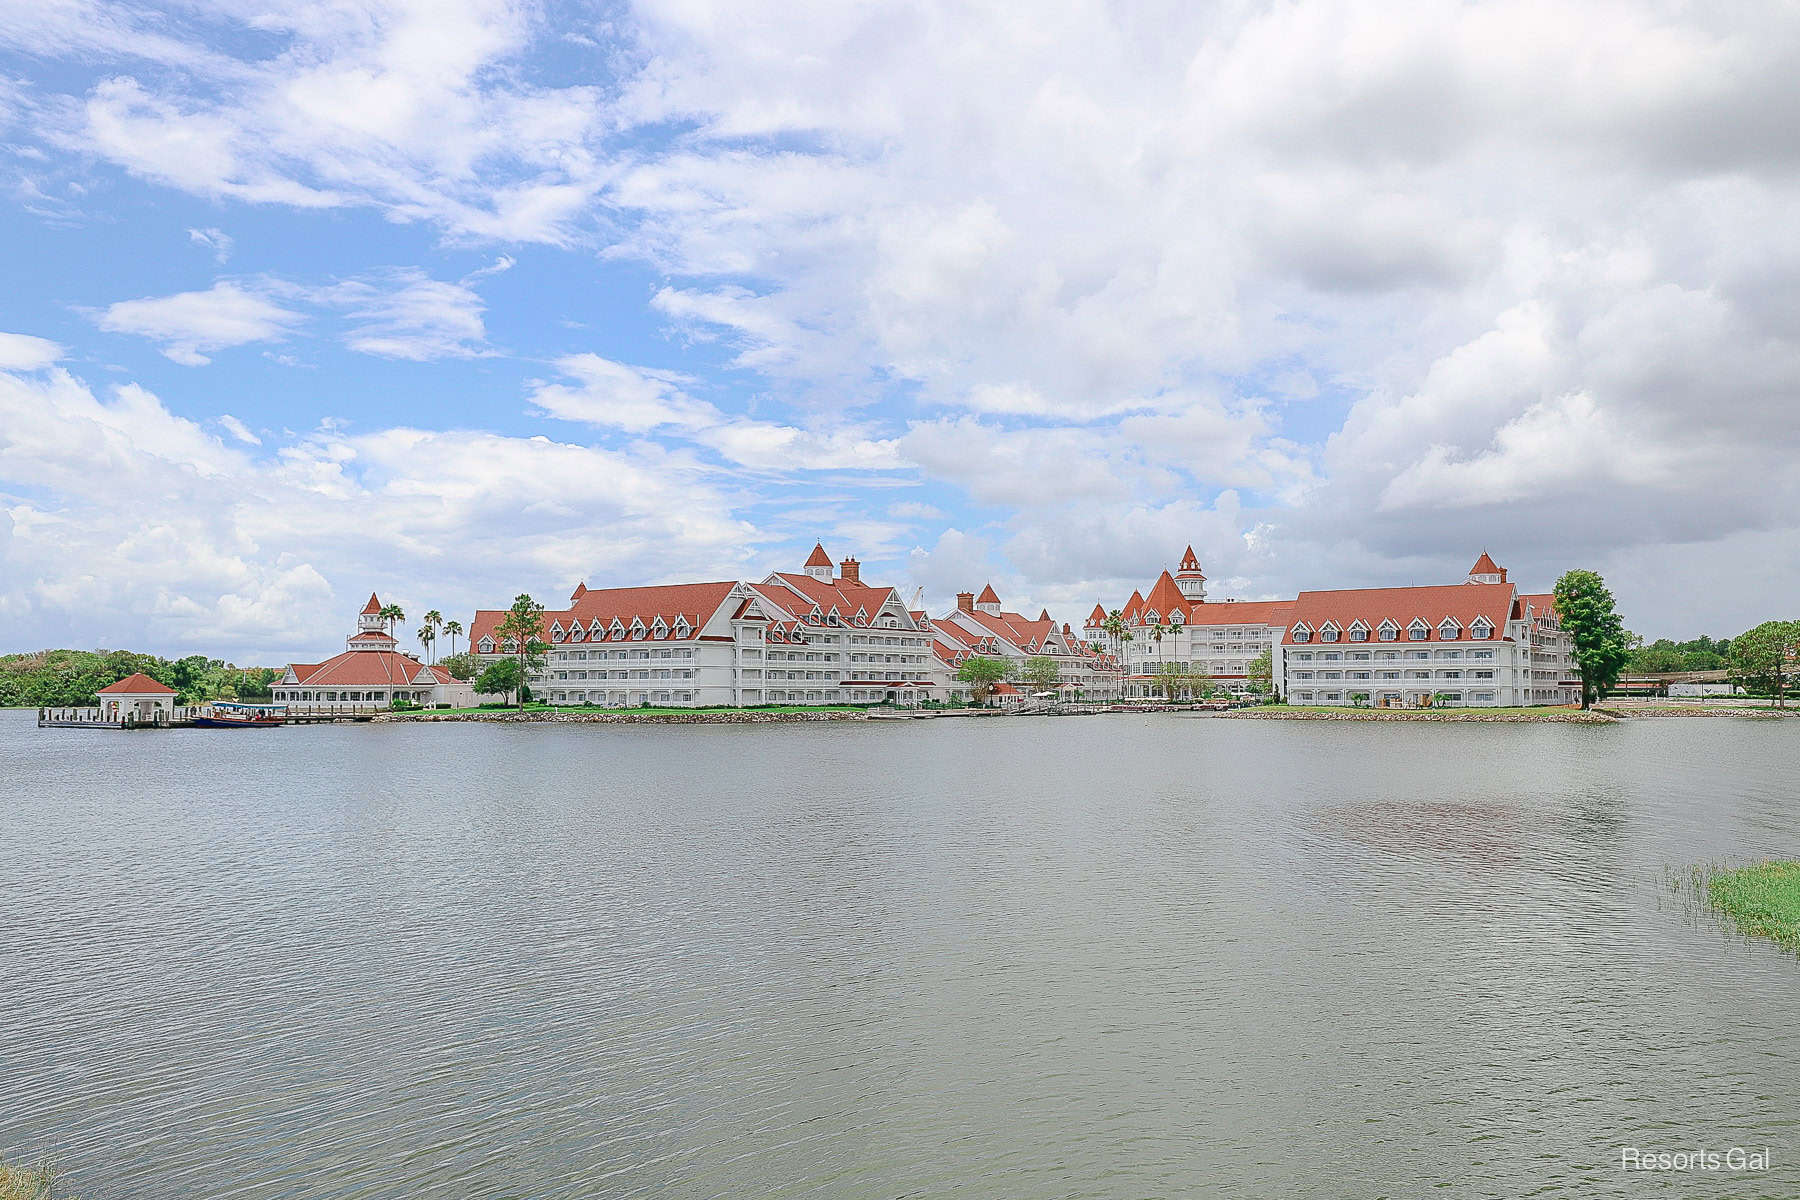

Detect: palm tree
[421,610,443,663]
[444,620,463,658]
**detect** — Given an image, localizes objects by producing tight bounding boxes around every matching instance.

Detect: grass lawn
[417,704,868,716]
[1704,861,1800,952]
[1247,704,1578,715]
[1,1159,81,1200]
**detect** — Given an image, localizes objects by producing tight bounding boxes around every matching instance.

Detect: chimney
[839,556,860,585]
[957,591,975,614]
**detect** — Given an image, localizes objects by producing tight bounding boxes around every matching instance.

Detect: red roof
[348,630,397,643]
[361,592,383,616]
[1177,545,1204,575]
[1515,592,1558,620]
[759,572,910,627]
[279,650,439,687]
[1282,582,1514,646]
[1142,570,1186,619]
[472,580,742,647]
[1088,604,1106,623]
[1469,552,1506,580]
[804,542,833,568]
[98,672,175,695]
[977,583,1001,605]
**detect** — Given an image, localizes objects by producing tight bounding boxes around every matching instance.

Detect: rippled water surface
[4,709,1800,1197]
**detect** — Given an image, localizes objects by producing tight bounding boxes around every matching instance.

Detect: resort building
[1088,547,1291,698]
[1090,548,1580,707]
[468,545,942,708]
[272,593,475,710]
[1276,555,1577,708]
[930,585,1122,701]
[96,673,177,722]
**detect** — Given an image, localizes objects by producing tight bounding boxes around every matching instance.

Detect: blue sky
[3,0,1798,661]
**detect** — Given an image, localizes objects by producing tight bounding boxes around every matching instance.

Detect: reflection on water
[2,711,1798,1198]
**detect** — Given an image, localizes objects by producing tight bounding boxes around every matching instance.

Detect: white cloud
[218,414,260,446]
[0,363,760,658]
[93,281,303,365]
[187,226,233,263]
[0,332,63,371]
[319,268,494,361]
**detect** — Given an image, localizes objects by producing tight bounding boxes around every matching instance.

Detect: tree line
[0,649,279,708]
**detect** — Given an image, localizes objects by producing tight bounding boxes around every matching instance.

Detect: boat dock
[37,704,380,729]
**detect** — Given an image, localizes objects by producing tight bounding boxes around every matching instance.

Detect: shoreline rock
[1222,708,1617,724]
[375,709,872,725]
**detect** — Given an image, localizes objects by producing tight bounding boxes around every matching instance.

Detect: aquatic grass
[1702,861,1800,952]
[0,1158,83,1200]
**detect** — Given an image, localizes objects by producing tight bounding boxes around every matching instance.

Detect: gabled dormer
[477,635,495,653]
[1291,621,1313,644]
[1348,619,1370,643]
[1471,616,1494,640]
[1377,618,1400,642]
[1438,617,1462,640]
[1319,620,1341,644]
[629,616,647,639]
[1407,618,1431,641]
[609,617,627,640]
[673,616,691,639]
[650,616,669,639]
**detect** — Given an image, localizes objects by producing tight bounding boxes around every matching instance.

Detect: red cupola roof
[98,673,176,695]
[360,592,383,615]
[1088,603,1106,623]
[1468,551,1506,581]
[977,583,1001,605]
[804,542,833,568]
[1177,545,1204,575]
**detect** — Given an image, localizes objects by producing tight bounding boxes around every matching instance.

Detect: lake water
[3,708,1799,1198]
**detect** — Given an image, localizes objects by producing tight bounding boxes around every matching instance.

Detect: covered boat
[193,702,287,729]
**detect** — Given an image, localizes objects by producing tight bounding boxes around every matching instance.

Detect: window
[1378,621,1399,642]
[1471,619,1493,640]
[1349,627,1368,642]
[1408,621,1430,641]
[1293,628,1311,643]
[1320,625,1339,643]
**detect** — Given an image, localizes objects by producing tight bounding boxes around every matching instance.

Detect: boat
[193,702,288,729]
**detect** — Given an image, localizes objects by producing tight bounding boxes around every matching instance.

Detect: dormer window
[478,636,494,653]
[1292,624,1312,644]
[1348,622,1369,643]
[1439,618,1461,640]
[1471,618,1493,640]
[1320,622,1340,643]
[1378,620,1399,642]
[1407,619,1430,642]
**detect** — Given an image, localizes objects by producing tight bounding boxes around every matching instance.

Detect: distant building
[271,593,475,710]
[96,673,176,722]
[1091,548,1580,707]
[468,545,941,707]
[930,584,1121,701]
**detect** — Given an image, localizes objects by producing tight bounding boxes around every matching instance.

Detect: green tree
[420,609,443,662]
[475,658,526,705]
[1021,655,1061,693]
[956,655,1014,705]
[378,603,406,645]
[1553,569,1631,709]
[1729,620,1800,708]
[443,620,464,658]
[1246,648,1273,696]
[440,652,478,682]
[495,593,548,709]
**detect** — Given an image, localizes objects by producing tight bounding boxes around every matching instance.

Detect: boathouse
[96,673,177,722]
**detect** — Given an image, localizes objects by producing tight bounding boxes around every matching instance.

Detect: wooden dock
[37,704,380,729]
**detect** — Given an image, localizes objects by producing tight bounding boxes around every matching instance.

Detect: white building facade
[469,546,944,708]
[931,584,1122,701]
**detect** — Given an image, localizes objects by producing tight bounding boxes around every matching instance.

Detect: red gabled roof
[1469,552,1505,579]
[1179,600,1292,627]
[98,672,176,695]
[1282,583,1515,646]
[348,630,396,642]
[804,542,833,568]
[1178,545,1204,575]
[1515,592,1558,620]
[977,583,1000,605]
[1088,603,1106,624]
[760,572,908,627]
[1142,570,1186,619]
[361,592,383,616]
[288,663,321,683]
[471,581,743,648]
[279,650,437,688]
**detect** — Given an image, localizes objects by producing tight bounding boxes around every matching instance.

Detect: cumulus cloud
[93,281,303,365]
[0,363,761,657]
[318,268,495,361]
[0,332,63,371]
